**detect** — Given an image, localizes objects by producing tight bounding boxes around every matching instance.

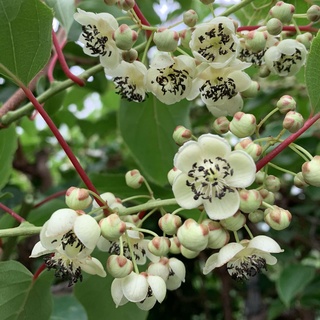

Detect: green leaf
[119,97,191,186]
[276,264,316,308]
[306,31,320,113]
[51,294,87,320]
[45,0,75,34]
[0,260,53,320]
[0,126,17,192]
[0,0,53,85]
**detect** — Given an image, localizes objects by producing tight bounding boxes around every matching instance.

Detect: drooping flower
[74,8,121,69]
[203,235,283,280]
[172,134,256,220]
[146,53,196,104]
[264,39,307,76]
[106,60,148,102]
[187,60,252,117]
[189,17,240,68]
[30,208,105,285]
[111,271,167,310]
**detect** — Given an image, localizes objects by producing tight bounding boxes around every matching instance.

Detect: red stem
[33,190,66,209]
[51,30,85,86]
[33,262,47,281]
[0,202,25,223]
[133,3,152,38]
[256,113,320,171]
[237,25,318,33]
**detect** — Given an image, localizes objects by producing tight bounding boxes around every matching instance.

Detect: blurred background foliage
[0,0,320,319]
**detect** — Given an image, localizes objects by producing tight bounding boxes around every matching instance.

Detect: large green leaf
[0,0,53,85]
[0,260,53,320]
[306,31,320,113]
[119,97,191,186]
[0,125,17,192]
[51,294,87,320]
[276,264,316,308]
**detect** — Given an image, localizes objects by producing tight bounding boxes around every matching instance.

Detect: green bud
[167,167,181,185]
[269,1,295,24]
[117,0,135,11]
[172,125,192,146]
[276,95,296,114]
[180,245,199,259]
[122,48,138,63]
[202,219,230,249]
[158,213,182,235]
[283,111,304,133]
[65,187,92,210]
[241,81,260,98]
[255,171,267,184]
[307,5,320,22]
[294,172,307,188]
[125,169,144,189]
[148,236,171,256]
[107,255,133,278]
[266,18,283,35]
[239,189,262,213]
[212,116,229,134]
[265,175,281,192]
[246,30,268,52]
[296,32,313,50]
[169,236,181,254]
[229,111,256,138]
[259,188,275,205]
[183,9,198,28]
[259,65,271,78]
[302,156,320,187]
[234,138,262,161]
[264,205,292,230]
[248,209,264,223]
[100,214,126,241]
[153,27,179,52]
[220,211,246,231]
[113,24,138,50]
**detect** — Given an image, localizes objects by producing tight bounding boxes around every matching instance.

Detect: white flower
[264,39,307,76]
[187,60,252,117]
[111,272,167,310]
[190,17,240,68]
[172,134,256,220]
[74,8,121,69]
[106,60,148,102]
[146,53,196,105]
[30,208,105,285]
[92,192,126,213]
[203,235,283,279]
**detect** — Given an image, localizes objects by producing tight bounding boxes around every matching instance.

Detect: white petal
[168,258,186,282]
[166,275,182,291]
[111,278,128,307]
[150,52,174,69]
[172,173,203,209]
[96,237,112,252]
[147,275,167,303]
[73,9,96,25]
[136,296,157,310]
[204,190,240,220]
[198,134,231,159]
[228,70,251,92]
[260,252,278,265]
[29,241,52,258]
[80,257,107,277]
[226,150,256,188]
[74,214,100,249]
[247,235,283,253]
[174,140,203,172]
[122,272,148,302]
[40,221,62,250]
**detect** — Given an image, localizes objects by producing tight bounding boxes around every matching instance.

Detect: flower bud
[125,169,144,189]
[302,156,320,187]
[113,24,138,50]
[294,172,307,188]
[167,167,181,185]
[65,187,92,210]
[158,213,182,235]
[172,125,192,145]
[255,171,267,184]
[264,205,292,230]
[234,138,262,161]
[229,112,256,138]
[122,48,138,63]
[180,245,199,259]
[259,188,275,205]
[246,30,268,52]
[269,1,295,24]
[169,236,181,254]
[148,236,171,256]
[276,95,296,114]
[212,116,229,134]
[296,32,313,50]
[153,28,179,52]
[107,255,133,278]
[283,111,304,133]
[100,213,126,241]
[248,209,264,223]
[117,0,135,11]
[259,65,271,78]
[239,189,262,213]
[183,9,198,27]
[265,175,281,192]
[266,18,283,35]
[177,219,209,251]
[104,0,117,5]
[241,81,260,98]
[148,257,170,280]
[179,28,193,49]
[307,5,320,22]
[202,219,230,249]
[220,211,246,231]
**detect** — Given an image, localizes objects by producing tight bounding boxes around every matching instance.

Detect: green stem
[268,162,297,176]
[220,0,256,17]
[244,224,254,239]
[0,224,42,238]
[125,231,139,274]
[233,231,240,243]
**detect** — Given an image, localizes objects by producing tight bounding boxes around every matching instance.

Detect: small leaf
[276,264,316,308]
[0,0,53,85]
[0,125,17,192]
[306,31,320,113]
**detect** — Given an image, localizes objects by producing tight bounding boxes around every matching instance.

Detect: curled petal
[80,257,107,277]
[111,278,128,307]
[247,235,283,253]
[122,272,148,302]
[147,275,167,303]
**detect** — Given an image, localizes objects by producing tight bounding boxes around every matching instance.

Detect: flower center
[239,48,266,66]
[273,48,302,74]
[200,77,237,102]
[82,24,111,56]
[152,66,189,96]
[227,254,267,281]
[113,76,144,102]
[197,23,236,62]
[186,157,235,202]
[61,230,85,254]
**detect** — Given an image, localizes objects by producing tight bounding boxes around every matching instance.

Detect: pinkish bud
[153,28,179,52]
[220,211,246,231]
[158,213,182,235]
[107,255,133,278]
[264,205,292,230]
[266,18,283,35]
[269,1,295,24]
[239,189,262,213]
[276,95,296,114]
[283,111,304,133]
[183,9,198,27]
[229,112,256,138]
[100,214,126,241]
[202,219,230,249]
[172,125,192,146]
[113,24,138,50]
[212,116,230,134]
[65,187,92,210]
[148,236,171,256]
[302,156,320,187]
[125,169,144,189]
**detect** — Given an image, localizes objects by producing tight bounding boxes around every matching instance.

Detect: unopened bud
[239,189,262,213]
[202,219,230,249]
[169,236,181,254]
[179,29,193,49]
[180,245,199,259]
[255,171,267,184]
[65,187,92,210]
[173,125,192,145]
[122,48,138,62]
[294,172,307,188]
[264,205,292,230]
[248,209,264,223]
[259,188,275,205]
[167,167,181,185]
[307,5,320,22]
[213,116,229,134]
[296,32,313,50]
[234,138,262,161]
[266,18,283,35]
[153,28,179,52]
[183,9,198,27]
[269,1,295,24]
[125,169,144,189]
[100,214,126,241]
[117,0,135,11]
[302,156,320,187]
[283,111,304,133]
[158,213,182,235]
[265,175,281,192]
[107,255,133,278]
[246,30,268,52]
[148,236,171,256]
[220,211,246,231]
[259,65,271,78]
[177,219,209,251]
[113,24,138,50]
[229,112,256,138]
[241,81,260,98]
[276,95,296,114]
